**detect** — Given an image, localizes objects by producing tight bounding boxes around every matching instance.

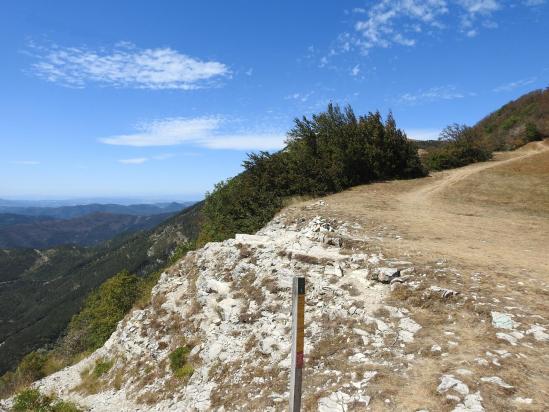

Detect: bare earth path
[283,139,549,410]
[296,139,549,279]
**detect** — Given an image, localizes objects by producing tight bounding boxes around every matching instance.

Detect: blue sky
[1,0,548,200]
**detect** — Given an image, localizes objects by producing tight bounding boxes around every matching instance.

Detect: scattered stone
[437,375,469,396]
[390,275,411,284]
[452,392,484,412]
[526,325,549,342]
[480,376,513,389]
[496,332,519,345]
[398,317,422,343]
[318,390,369,412]
[431,344,442,353]
[375,267,401,283]
[428,286,459,298]
[513,397,533,404]
[491,312,518,330]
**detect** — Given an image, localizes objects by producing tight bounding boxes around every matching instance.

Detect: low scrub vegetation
[74,358,114,395]
[424,124,492,171]
[64,271,140,356]
[198,104,426,243]
[169,346,194,380]
[12,388,81,412]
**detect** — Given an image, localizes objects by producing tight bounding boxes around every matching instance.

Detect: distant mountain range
[0,201,195,219]
[0,213,56,228]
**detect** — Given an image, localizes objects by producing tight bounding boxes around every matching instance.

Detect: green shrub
[173,364,194,379]
[169,241,195,265]
[12,388,44,411]
[16,351,48,383]
[424,124,492,171]
[169,346,193,379]
[63,271,140,355]
[525,122,542,142]
[501,115,519,131]
[92,359,113,378]
[198,104,426,244]
[12,388,81,412]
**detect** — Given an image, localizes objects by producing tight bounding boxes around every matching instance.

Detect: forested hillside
[0,202,202,375]
[474,87,549,150]
[0,212,174,249]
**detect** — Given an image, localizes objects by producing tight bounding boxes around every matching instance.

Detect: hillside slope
[0,214,56,228]
[8,141,548,411]
[0,212,174,249]
[0,202,202,375]
[474,87,549,150]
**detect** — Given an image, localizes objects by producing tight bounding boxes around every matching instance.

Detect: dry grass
[73,358,114,395]
[443,145,549,217]
[209,361,287,410]
[233,271,265,305]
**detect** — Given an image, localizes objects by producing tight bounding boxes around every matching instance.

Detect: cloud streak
[118,157,148,164]
[397,85,472,104]
[101,117,286,151]
[27,42,230,90]
[492,77,537,92]
[10,160,40,165]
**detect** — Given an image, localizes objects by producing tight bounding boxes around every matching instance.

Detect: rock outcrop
[1,216,421,411]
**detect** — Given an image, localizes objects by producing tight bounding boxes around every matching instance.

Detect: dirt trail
[387,139,549,277]
[408,139,549,200]
[285,139,549,280]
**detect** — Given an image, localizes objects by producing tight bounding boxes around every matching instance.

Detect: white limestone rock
[491,312,518,330]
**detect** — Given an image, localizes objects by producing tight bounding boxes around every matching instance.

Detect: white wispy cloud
[152,153,175,160]
[102,117,221,147]
[101,117,285,151]
[457,0,500,35]
[456,0,500,15]
[326,0,520,61]
[118,157,148,164]
[492,77,537,92]
[10,160,40,165]
[397,85,472,104]
[405,128,442,140]
[350,65,361,76]
[350,0,449,53]
[285,92,313,102]
[27,42,230,90]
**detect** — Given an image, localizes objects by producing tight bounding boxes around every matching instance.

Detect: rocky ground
[2,204,547,411]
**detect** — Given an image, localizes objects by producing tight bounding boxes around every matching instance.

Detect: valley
[0,202,202,375]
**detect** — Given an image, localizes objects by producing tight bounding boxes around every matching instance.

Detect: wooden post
[290,277,305,412]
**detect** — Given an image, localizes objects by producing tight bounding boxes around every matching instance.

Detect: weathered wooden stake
[290,276,305,412]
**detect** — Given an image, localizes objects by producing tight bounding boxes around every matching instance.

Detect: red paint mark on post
[296,351,304,368]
